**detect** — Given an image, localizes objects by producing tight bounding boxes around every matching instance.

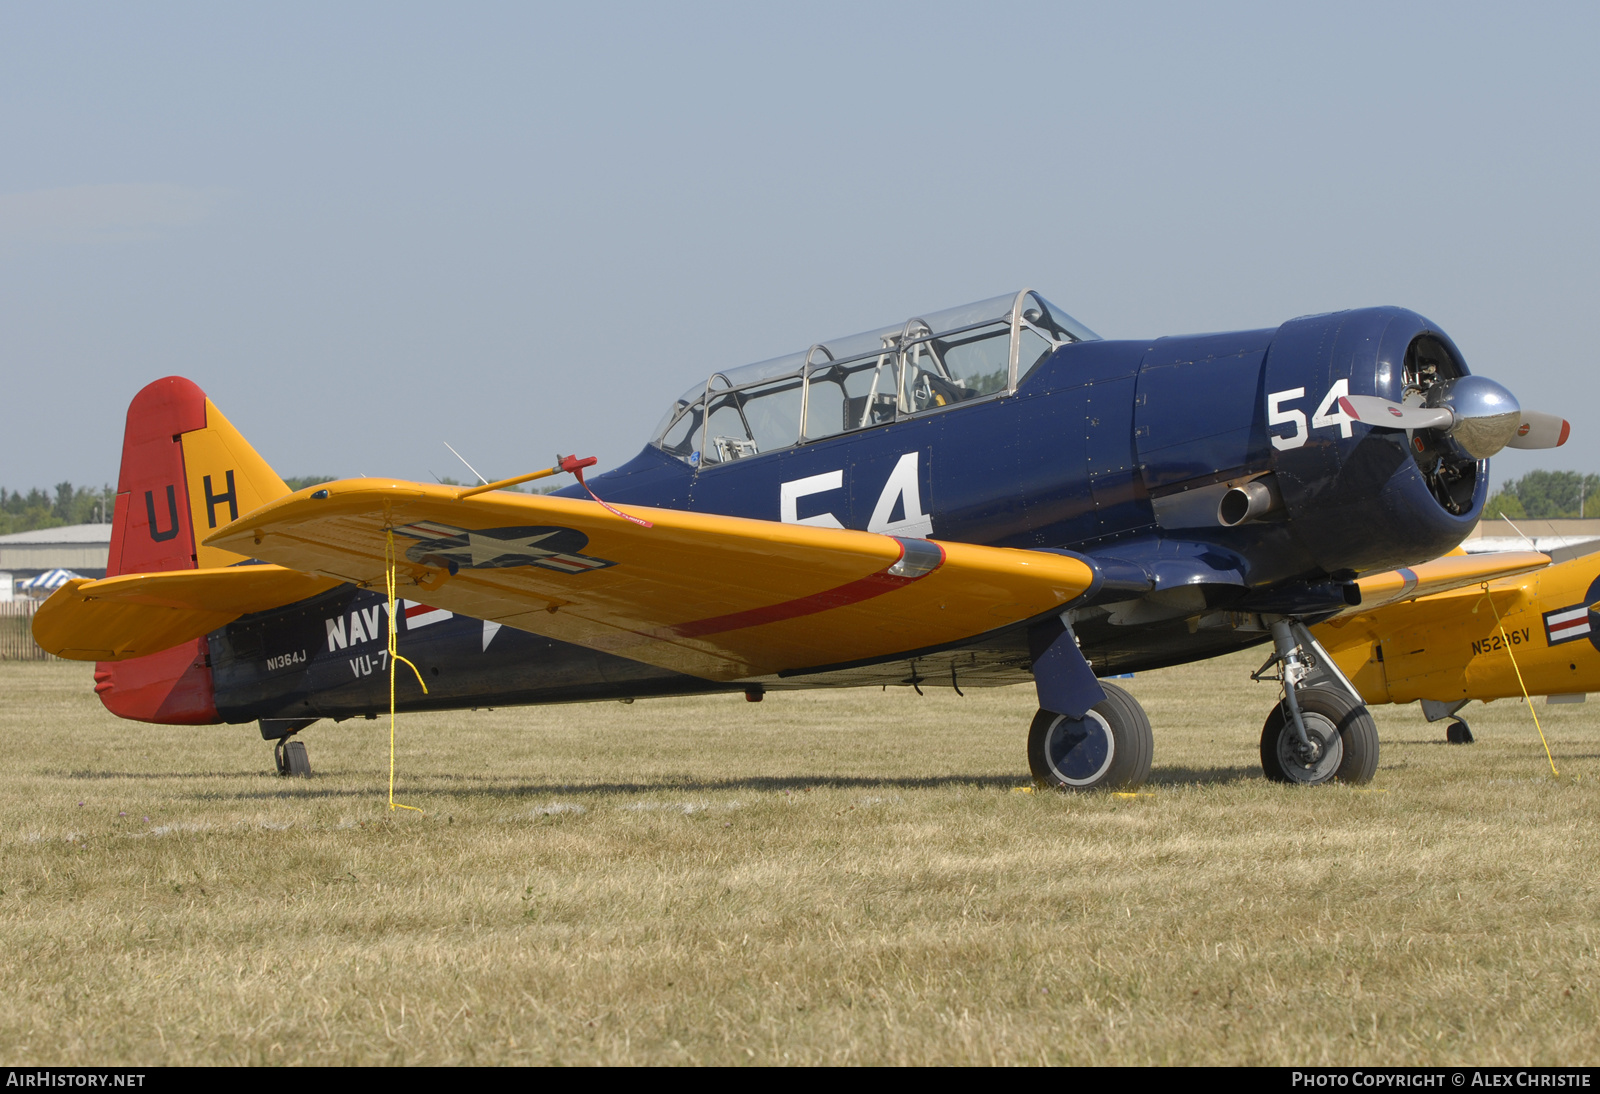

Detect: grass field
[1,655,1597,1065]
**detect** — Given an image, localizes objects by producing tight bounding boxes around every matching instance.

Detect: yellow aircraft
[1312,548,1600,742]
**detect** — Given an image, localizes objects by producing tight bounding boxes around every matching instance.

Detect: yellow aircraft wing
[1318,549,1551,668]
[1344,549,1550,616]
[203,479,1097,681]
[33,566,341,661]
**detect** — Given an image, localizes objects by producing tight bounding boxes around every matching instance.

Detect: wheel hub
[1276,712,1343,784]
[1044,710,1116,787]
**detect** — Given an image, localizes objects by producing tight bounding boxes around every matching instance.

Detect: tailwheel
[1260,686,1378,785]
[1446,719,1474,745]
[274,738,313,778]
[1028,681,1153,791]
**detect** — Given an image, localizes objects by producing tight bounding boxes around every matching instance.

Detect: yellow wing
[33,567,340,661]
[1345,549,1550,616]
[204,479,1096,681]
[1319,549,1550,654]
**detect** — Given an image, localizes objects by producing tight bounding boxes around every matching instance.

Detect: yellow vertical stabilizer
[180,399,292,568]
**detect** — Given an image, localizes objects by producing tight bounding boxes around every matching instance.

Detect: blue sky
[2,2,1596,494]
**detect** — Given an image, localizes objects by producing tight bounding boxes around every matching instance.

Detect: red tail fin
[106,377,209,578]
[95,377,289,724]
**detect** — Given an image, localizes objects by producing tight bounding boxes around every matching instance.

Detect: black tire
[1260,686,1378,785]
[1028,681,1153,791]
[1446,720,1474,745]
[283,739,312,778]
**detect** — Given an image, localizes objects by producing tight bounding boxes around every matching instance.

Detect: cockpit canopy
[652,289,1097,467]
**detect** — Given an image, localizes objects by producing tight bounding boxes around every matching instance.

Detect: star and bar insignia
[394,521,616,575]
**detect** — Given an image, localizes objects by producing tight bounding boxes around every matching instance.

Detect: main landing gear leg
[1254,619,1378,785]
[1026,617,1154,791]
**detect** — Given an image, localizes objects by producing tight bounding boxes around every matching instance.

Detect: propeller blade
[1506,410,1571,449]
[1338,395,1454,432]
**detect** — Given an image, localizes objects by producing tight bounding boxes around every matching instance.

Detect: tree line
[0,477,340,536]
[10,470,1583,536]
[1483,470,1599,520]
[0,484,115,535]
[0,474,561,535]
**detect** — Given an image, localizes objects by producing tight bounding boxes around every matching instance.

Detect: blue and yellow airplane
[33,291,1571,789]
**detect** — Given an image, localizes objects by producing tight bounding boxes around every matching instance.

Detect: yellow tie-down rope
[377,455,635,812]
[1474,582,1560,778]
[385,528,429,812]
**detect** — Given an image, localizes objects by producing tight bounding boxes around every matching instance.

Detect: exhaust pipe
[1218,475,1284,527]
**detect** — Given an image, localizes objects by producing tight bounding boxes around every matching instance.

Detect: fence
[0,600,53,661]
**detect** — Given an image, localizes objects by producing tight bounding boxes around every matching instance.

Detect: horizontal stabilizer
[204,479,1099,681]
[33,566,340,661]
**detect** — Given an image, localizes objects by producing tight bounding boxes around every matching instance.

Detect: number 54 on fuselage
[36,290,1570,789]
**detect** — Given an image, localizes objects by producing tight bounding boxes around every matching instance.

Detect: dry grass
[1,654,1597,1065]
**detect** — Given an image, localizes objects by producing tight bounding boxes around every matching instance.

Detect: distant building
[0,523,112,580]
[1460,518,1600,561]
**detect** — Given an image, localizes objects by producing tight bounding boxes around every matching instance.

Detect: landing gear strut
[1254,619,1378,785]
[1026,616,1154,792]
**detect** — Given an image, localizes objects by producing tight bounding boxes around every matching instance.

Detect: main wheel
[1028,681,1153,791]
[282,739,312,778]
[1446,719,1474,745]
[1260,686,1378,785]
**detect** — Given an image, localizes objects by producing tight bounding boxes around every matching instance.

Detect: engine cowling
[1262,306,1486,576]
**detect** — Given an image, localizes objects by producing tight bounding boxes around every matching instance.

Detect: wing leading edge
[1314,549,1552,656]
[1344,549,1550,617]
[203,480,1099,681]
